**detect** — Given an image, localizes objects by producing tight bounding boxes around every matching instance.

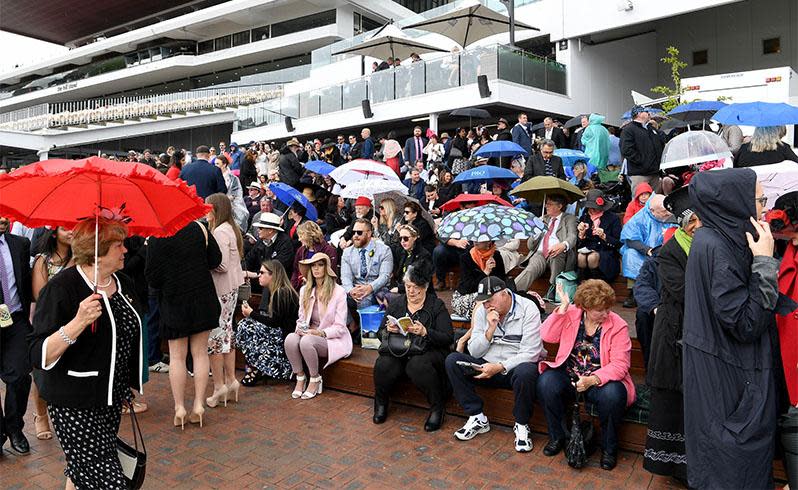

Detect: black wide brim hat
[582,189,614,211]
[663,186,694,222]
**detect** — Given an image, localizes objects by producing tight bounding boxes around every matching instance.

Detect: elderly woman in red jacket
[536,279,635,471]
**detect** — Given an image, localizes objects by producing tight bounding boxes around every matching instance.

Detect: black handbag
[378,309,430,357]
[116,400,147,489]
[781,406,798,489]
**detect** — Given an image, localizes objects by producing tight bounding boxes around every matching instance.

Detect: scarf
[673,228,693,256]
[470,244,496,271]
[589,210,604,230]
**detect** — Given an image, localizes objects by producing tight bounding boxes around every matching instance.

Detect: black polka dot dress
[48,291,139,490]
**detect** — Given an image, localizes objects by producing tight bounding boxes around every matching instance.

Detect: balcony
[235,44,566,131]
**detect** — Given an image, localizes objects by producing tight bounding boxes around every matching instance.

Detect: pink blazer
[539,305,636,407]
[296,284,352,368]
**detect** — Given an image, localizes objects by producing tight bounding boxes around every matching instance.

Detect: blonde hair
[71,217,128,265]
[302,264,336,318]
[750,126,784,152]
[297,221,324,248]
[379,198,396,228]
[206,193,244,259]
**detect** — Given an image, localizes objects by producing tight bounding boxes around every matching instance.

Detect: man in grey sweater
[445,277,546,453]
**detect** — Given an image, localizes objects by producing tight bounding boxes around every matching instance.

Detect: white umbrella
[336,179,408,199]
[329,159,401,186]
[405,0,539,48]
[750,161,798,206]
[660,131,733,170]
[332,24,448,60]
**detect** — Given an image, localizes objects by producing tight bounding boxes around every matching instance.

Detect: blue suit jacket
[179,159,227,199]
[511,123,533,156]
[361,138,375,160]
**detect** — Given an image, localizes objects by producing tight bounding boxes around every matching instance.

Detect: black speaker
[362,99,373,119]
[477,75,491,98]
[284,116,294,132]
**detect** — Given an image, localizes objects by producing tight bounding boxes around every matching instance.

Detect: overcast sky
[0,31,68,75]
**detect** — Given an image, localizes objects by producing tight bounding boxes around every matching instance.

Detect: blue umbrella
[304,160,336,176]
[554,149,591,167]
[622,107,664,120]
[269,182,318,221]
[712,101,798,127]
[667,100,726,122]
[473,140,528,158]
[453,166,518,184]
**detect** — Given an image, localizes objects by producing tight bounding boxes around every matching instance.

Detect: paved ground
[2,374,684,489]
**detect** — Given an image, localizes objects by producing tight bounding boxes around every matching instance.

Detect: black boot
[373,399,388,424]
[622,289,636,308]
[600,450,617,470]
[424,407,444,432]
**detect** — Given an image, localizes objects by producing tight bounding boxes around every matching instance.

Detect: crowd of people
[0,105,796,490]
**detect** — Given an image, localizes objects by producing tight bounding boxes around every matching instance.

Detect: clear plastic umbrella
[660,130,733,170]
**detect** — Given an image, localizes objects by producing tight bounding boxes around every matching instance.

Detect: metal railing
[0,85,284,132]
[236,43,566,131]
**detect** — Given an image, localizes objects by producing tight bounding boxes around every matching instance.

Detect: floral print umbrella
[437,204,546,242]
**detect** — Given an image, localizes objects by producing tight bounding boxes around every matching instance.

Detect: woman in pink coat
[285,253,352,399]
[536,279,635,471]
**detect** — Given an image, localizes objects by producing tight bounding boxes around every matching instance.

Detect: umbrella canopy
[437,203,545,242]
[750,162,798,206]
[554,148,591,167]
[667,100,726,122]
[473,140,528,158]
[0,157,209,237]
[563,114,588,129]
[269,182,318,222]
[439,193,512,212]
[712,101,798,127]
[621,107,664,120]
[450,108,491,119]
[304,160,336,176]
[405,0,538,47]
[510,176,584,204]
[382,139,402,158]
[660,130,733,170]
[332,24,448,60]
[529,122,546,132]
[660,118,690,133]
[373,191,435,231]
[329,159,400,186]
[453,165,518,183]
[336,179,408,199]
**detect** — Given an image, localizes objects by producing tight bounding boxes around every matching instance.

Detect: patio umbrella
[510,176,584,204]
[750,161,798,206]
[437,203,545,242]
[405,0,539,48]
[373,191,435,230]
[712,101,798,127]
[554,149,591,167]
[439,193,512,212]
[269,182,318,221]
[473,141,528,158]
[332,24,448,60]
[563,114,587,129]
[660,130,733,170]
[453,165,518,184]
[668,100,726,122]
[304,160,336,176]
[336,179,408,199]
[329,159,400,186]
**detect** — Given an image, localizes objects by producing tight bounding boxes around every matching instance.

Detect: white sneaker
[454,416,490,441]
[148,361,169,373]
[514,423,533,453]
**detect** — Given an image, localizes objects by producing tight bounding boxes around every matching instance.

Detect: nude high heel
[227,379,241,403]
[189,407,205,427]
[173,406,187,431]
[206,385,228,408]
[301,376,323,400]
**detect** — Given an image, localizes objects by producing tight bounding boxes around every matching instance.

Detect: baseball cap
[475,276,507,301]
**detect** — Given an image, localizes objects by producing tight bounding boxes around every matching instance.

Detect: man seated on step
[513,194,577,297]
[445,276,546,453]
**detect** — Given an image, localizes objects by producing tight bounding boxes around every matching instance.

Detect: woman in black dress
[576,189,622,283]
[401,201,435,255]
[236,260,299,386]
[30,217,143,489]
[145,221,222,428]
[451,240,507,318]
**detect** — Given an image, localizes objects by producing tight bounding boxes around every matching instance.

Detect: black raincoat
[683,168,781,489]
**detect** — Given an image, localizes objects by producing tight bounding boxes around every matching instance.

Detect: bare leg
[577,252,587,269]
[209,354,225,392]
[167,338,188,412]
[65,477,76,490]
[31,382,52,439]
[587,252,600,270]
[189,331,210,414]
[223,350,237,386]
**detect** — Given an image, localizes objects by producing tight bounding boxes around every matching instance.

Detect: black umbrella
[565,394,594,469]
[450,108,491,119]
[529,122,545,133]
[564,114,587,129]
[659,118,690,134]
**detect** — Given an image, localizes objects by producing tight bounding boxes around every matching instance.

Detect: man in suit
[360,128,375,160]
[511,113,533,157]
[403,169,426,202]
[403,126,428,167]
[179,145,227,199]
[0,216,32,455]
[534,117,568,150]
[522,140,566,182]
[513,195,577,292]
[422,184,447,218]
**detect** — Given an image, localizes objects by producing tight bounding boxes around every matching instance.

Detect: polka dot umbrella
[437,204,546,242]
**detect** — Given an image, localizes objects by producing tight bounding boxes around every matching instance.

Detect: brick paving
[1,374,686,489]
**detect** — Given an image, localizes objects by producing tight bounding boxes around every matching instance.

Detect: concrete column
[429,112,439,134]
[38,150,49,161]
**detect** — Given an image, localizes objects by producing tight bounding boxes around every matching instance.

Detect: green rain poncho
[580,113,610,170]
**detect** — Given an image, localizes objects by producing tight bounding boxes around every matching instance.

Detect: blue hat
[631,105,650,118]
[229,142,239,148]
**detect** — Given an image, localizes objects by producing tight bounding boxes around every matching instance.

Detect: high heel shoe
[34,413,53,440]
[227,380,241,403]
[189,407,204,427]
[301,376,323,399]
[292,374,307,399]
[206,386,228,408]
[173,406,187,431]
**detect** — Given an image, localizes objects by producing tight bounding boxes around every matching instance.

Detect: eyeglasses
[755,196,768,207]
[353,230,366,236]
[400,236,413,242]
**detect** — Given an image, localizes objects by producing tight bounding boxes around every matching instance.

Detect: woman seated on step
[451,240,509,319]
[284,253,352,399]
[372,260,453,432]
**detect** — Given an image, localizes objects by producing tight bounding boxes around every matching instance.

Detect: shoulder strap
[196,221,208,248]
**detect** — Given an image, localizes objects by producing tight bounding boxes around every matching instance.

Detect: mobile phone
[241,300,249,308]
[456,361,481,377]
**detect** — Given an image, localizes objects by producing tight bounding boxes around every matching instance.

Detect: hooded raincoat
[683,168,781,490]
[620,199,676,280]
[581,113,611,170]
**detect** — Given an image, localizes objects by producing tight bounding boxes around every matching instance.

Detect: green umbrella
[510,176,584,204]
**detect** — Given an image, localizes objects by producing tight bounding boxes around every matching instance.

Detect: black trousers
[0,312,32,436]
[374,350,448,410]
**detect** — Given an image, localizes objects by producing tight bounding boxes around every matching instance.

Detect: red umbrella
[439,193,512,212]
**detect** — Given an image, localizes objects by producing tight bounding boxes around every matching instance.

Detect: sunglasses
[756,196,768,207]
[400,236,413,242]
[404,210,413,215]
[353,230,366,236]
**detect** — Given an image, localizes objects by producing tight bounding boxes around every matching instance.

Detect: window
[354,12,363,35]
[692,49,708,66]
[232,30,251,47]
[214,35,232,51]
[271,10,336,37]
[198,40,213,55]
[763,37,781,55]
[252,25,270,41]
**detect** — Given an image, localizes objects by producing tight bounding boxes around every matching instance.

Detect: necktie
[415,137,422,162]
[0,238,11,305]
[542,217,557,256]
[360,249,368,279]
[544,159,554,176]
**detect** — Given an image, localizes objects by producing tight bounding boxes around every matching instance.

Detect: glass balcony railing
[235,43,566,131]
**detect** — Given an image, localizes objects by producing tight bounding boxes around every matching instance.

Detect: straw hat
[299,252,336,278]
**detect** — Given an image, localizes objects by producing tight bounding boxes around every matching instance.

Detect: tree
[651,46,688,113]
